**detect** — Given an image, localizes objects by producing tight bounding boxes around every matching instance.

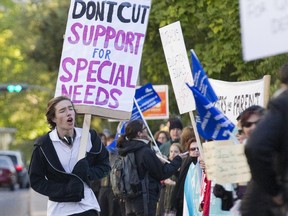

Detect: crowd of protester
[29,63,288,216]
[94,63,288,216]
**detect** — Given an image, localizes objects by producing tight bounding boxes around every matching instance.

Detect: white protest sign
[240,0,288,61]
[210,76,270,124]
[203,140,251,184]
[55,0,151,120]
[159,21,195,114]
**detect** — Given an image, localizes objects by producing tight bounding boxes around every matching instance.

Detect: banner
[159,21,195,114]
[210,77,266,124]
[55,0,151,119]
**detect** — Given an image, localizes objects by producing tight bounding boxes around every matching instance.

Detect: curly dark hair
[45,96,75,129]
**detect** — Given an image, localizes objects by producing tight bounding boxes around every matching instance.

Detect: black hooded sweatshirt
[118,139,182,201]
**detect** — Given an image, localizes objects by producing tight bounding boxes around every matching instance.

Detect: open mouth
[67,117,73,123]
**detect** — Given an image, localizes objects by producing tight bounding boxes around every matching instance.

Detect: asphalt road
[0,187,47,216]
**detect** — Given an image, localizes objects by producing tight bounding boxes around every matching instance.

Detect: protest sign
[143,85,169,120]
[240,0,288,61]
[55,0,151,120]
[159,21,195,114]
[203,140,251,184]
[131,83,161,120]
[210,75,270,124]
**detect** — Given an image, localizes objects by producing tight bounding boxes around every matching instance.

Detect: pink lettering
[126,66,135,88]
[114,30,125,51]
[71,85,83,103]
[124,31,134,53]
[75,58,88,82]
[93,25,106,47]
[97,60,110,84]
[109,88,122,108]
[60,57,74,82]
[104,26,116,49]
[61,84,73,96]
[95,87,109,105]
[134,33,144,55]
[68,22,82,44]
[87,60,100,82]
[83,85,96,104]
[113,65,125,87]
[82,25,95,46]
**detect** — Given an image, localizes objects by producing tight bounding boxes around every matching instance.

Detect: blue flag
[106,121,127,152]
[131,83,161,120]
[191,49,218,103]
[187,84,234,140]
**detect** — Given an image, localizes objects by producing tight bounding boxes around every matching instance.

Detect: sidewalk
[30,189,47,216]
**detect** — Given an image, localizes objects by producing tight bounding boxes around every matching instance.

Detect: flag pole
[133,98,170,163]
[228,131,240,144]
[189,111,204,157]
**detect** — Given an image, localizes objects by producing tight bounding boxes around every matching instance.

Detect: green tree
[0,1,54,145]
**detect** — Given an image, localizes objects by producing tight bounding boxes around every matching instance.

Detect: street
[0,187,47,216]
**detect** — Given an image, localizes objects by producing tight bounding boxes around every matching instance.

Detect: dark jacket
[118,139,182,201]
[171,156,197,216]
[241,90,288,215]
[29,129,110,202]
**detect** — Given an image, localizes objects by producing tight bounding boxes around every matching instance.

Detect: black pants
[125,196,157,216]
[69,209,99,216]
[98,186,123,216]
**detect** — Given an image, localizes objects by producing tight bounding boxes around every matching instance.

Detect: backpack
[110,152,146,199]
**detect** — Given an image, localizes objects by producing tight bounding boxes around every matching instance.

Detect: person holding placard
[170,137,201,216]
[29,96,110,216]
[241,64,288,216]
[116,119,186,216]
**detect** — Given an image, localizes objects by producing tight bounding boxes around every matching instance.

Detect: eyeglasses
[238,129,243,135]
[189,147,199,152]
[142,127,147,131]
[242,120,259,128]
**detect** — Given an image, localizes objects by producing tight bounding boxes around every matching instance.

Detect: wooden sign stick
[189,111,204,158]
[77,113,92,160]
[263,75,271,108]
